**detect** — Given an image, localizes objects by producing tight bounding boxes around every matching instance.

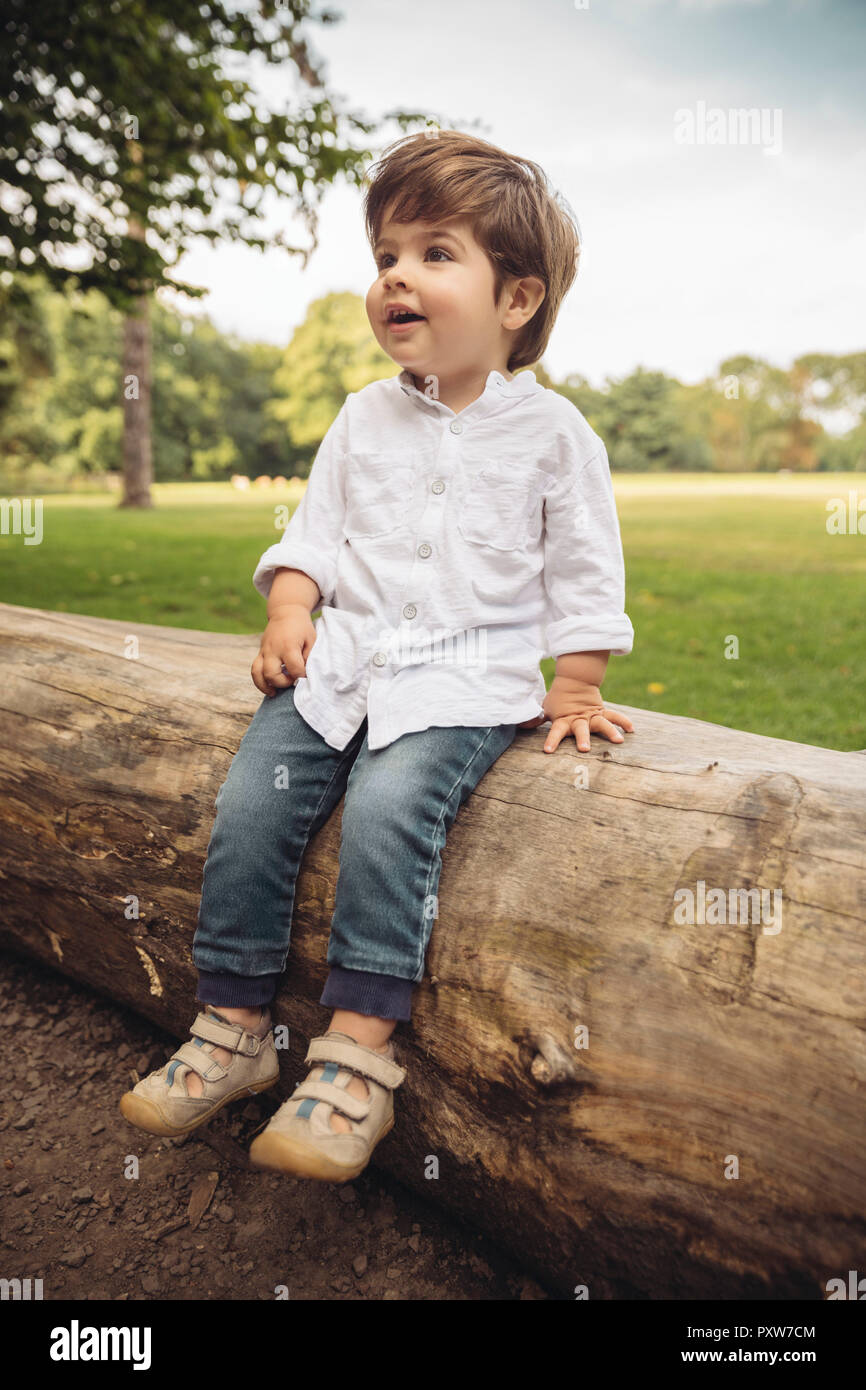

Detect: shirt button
[402,604,417,619]
[449,421,463,434]
[431,479,445,494]
[417,542,432,558]
[372,651,387,667]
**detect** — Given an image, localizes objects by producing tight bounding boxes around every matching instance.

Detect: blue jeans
[193,684,518,1022]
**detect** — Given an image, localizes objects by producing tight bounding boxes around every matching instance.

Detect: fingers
[543,717,582,753]
[262,654,300,688]
[594,716,624,744]
[607,710,635,733]
[252,647,305,697]
[591,711,635,743]
[542,712,636,754]
[250,653,274,698]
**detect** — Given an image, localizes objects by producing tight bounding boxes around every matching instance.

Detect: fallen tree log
[0,600,864,1299]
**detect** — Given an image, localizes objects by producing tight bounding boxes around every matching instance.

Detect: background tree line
[0,274,863,491]
[0,0,430,506]
[2,2,862,500]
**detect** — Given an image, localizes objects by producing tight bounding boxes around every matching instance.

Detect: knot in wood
[528,1032,583,1088]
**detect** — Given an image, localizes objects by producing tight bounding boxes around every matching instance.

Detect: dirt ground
[0,949,553,1301]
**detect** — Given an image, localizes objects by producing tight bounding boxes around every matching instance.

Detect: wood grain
[0,601,863,1298]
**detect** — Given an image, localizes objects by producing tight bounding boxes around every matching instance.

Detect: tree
[0,0,430,505]
[793,352,866,419]
[557,371,608,427]
[583,367,710,472]
[268,291,394,458]
[0,274,56,474]
[716,355,824,471]
[0,277,310,488]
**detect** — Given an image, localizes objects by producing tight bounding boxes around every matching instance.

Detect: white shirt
[252,367,634,751]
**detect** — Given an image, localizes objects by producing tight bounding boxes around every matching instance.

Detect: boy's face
[366,205,514,389]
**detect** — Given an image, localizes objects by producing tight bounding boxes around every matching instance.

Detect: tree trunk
[1,601,864,1299]
[120,296,153,509]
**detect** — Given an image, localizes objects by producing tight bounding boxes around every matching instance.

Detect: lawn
[1,474,863,750]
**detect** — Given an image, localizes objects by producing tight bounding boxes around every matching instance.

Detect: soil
[0,949,553,1301]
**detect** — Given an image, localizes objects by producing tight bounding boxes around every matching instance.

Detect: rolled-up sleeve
[542,441,634,659]
[252,401,349,605]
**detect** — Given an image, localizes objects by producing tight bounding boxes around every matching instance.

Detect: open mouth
[386,308,426,325]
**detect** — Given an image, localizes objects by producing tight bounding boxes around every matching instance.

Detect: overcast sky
[165,0,866,388]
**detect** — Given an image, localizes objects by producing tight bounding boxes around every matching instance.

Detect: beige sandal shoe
[248,1031,407,1183]
[119,1006,280,1138]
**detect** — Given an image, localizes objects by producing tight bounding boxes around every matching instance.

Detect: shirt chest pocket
[457,467,550,551]
[343,454,416,539]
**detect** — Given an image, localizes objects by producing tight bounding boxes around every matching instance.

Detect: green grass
[2,474,864,750]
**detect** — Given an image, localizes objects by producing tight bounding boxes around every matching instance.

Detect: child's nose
[385,260,412,285]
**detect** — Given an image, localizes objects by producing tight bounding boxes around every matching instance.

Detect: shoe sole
[118,1071,281,1139]
[248,1114,395,1183]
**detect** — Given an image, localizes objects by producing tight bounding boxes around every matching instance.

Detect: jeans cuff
[319,965,414,1021]
[196,970,281,1008]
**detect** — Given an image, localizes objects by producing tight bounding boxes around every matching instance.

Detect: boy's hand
[517,676,635,753]
[252,607,318,697]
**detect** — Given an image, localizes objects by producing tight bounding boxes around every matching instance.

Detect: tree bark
[120,296,153,509]
[119,204,152,510]
[0,601,864,1299]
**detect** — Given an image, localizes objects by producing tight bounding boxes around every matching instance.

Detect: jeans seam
[272,725,365,975]
[250,706,361,978]
[414,725,504,979]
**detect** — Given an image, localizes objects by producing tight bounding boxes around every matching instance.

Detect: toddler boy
[120,129,634,1182]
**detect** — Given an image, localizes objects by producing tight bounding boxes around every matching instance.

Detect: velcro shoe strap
[171,1040,229,1082]
[305,1037,406,1090]
[190,1012,262,1056]
[291,1078,370,1123]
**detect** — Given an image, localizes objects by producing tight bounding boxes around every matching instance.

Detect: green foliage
[560,357,864,473]
[0,276,863,487]
[150,306,297,480]
[268,291,395,451]
[0,275,301,485]
[0,0,431,306]
[817,424,866,472]
[593,368,712,472]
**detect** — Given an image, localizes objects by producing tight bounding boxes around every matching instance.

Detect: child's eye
[376,245,451,269]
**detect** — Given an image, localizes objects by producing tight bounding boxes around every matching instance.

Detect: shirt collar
[397,367,542,416]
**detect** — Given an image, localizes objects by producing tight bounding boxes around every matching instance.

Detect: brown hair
[362,128,581,372]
